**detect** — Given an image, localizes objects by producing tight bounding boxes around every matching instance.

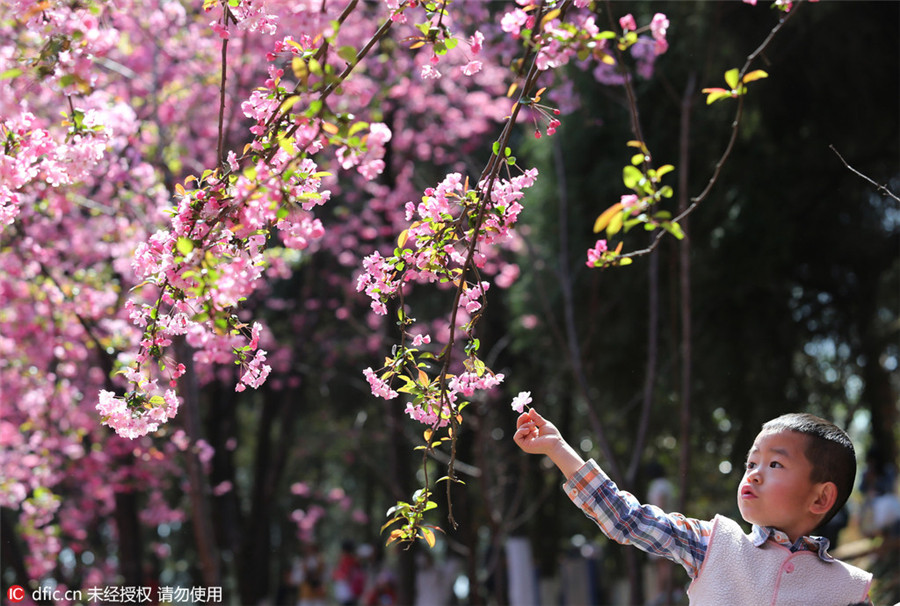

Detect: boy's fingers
[513,426,533,445]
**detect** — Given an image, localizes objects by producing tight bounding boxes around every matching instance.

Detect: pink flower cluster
[336,122,393,181]
[460,281,490,314]
[356,164,539,426]
[536,13,601,71]
[364,367,399,399]
[586,239,609,267]
[120,20,425,413]
[96,389,180,439]
[209,0,280,38]
[357,167,537,319]
[403,369,505,428]
[0,108,119,225]
[593,12,670,84]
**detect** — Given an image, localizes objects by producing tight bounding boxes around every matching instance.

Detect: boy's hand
[514,408,586,480]
[514,408,564,455]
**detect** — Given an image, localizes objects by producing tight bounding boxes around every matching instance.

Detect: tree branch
[830,144,900,202]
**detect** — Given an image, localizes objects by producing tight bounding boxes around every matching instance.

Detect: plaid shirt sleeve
[563,459,713,578]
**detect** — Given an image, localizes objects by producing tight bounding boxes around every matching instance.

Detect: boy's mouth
[740,485,757,499]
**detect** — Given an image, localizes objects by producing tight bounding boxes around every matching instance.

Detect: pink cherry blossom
[511,391,532,413]
[586,239,609,267]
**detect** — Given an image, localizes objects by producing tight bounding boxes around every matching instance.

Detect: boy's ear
[809,482,838,516]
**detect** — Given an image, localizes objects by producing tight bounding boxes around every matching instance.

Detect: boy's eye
[745,461,757,470]
[769,461,783,468]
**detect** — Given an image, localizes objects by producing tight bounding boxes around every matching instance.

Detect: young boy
[514,409,873,605]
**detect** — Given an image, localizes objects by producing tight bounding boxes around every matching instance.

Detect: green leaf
[305,99,323,117]
[656,165,675,179]
[0,68,23,80]
[380,517,401,533]
[326,20,342,44]
[337,45,357,63]
[385,503,410,518]
[71,108,85,130]
[724,68,740,90]
[703,89,733,105]
[348,121,369,137]
[593,202,623,233]
[622,165,643,190]
[742,69,768,83]
[277,135,295,155]
[280,95,301,114]
[420,527,436,548]
[665,221,685,240]
[176,237,194,255]
[541,8,561,27]
[607,211,624,236]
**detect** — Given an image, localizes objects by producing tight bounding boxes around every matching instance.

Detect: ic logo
[7,585,25,602]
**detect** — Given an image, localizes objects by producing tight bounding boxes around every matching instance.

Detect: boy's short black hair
[761,413,856,526]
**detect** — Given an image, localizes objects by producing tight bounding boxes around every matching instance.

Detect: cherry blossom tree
[1,0,835,601]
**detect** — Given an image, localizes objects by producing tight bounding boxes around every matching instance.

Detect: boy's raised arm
[514,408,586,481]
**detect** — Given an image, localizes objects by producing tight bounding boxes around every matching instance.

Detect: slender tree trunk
[243,392,277,604]
[553,138,622,482]
[628,246,659,486]
[113,488,143,586]
[676,74,696,516]
[0,509,29,588]
[625,244,659,605]
[176,339,222,589]
[859,262,898,477]
[205,382,242,599]
[387,399,416,605]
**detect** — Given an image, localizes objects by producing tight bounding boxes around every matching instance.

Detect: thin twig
[215,7,232,167]
[830,145,900,202]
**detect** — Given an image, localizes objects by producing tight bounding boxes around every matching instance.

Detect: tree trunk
[114,488,143,586]
[677,74,696,515]
[386,399,417,605]
[176,339,222,589]
[1,508,30,590]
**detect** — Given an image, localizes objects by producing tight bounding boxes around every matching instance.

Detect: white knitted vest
[688,515,872,606]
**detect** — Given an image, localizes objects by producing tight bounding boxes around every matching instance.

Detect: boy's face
[737,429,827,542]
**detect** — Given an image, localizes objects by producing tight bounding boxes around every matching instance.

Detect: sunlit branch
[618,5,802,263]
